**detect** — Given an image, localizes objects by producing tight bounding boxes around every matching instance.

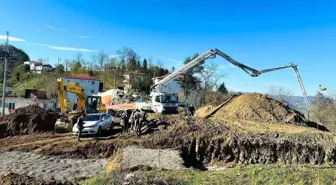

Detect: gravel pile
[0,151,107,181]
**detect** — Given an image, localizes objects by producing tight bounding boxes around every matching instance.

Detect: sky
[1,0,336,96]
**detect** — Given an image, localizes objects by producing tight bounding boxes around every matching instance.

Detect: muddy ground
[1,115,335,168]
[0,93,335,183]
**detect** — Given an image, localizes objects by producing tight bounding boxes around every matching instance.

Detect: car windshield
[83,115,101,121]
[160,95,178,103]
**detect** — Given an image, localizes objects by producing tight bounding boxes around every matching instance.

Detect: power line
[1,31,9,116]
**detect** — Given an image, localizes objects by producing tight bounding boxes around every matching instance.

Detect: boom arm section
[57,78,86,113]
[259,63,310,110]
[151,48,262,91]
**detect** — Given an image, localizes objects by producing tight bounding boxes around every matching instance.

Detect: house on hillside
[123,71,145,89]
[62,74,103,106]
[23,61,54,74]
[153,74,202,107]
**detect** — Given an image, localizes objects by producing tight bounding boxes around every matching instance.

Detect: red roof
[157,74,184,81]
[64,74,98,80]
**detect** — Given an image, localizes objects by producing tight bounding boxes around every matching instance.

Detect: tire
[97,126,102,136]
[110,122,114,131]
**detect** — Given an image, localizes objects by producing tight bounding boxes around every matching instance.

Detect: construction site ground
[1,93,336,184]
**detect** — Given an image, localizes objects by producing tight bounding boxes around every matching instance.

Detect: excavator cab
[86,96,106,114]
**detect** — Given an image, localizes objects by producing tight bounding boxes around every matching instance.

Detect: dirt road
[0,151,107,181]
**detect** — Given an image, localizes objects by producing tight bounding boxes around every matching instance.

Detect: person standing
[134,109,141,136]
[189,104,195,116]
[139,108,148,130]
[120,110,127,135]
[76,114,85,142]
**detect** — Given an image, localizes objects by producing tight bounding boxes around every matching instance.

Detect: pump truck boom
[108,48,309,114]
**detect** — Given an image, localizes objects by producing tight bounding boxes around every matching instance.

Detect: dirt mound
[0,104,58,138]
[0,172,76,185]
[197,93,328,131]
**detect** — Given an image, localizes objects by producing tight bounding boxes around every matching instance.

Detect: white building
[62,74,102,105]
[0,97,57,115]
[153,74,202,107]
[23,61,54,74]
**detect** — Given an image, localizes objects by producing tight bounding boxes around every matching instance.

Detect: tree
[127,58,137,71]
[143,59,148,70]
[180,53,203,98]
[267,85,294,105]
[88,70,94,76]
[24,64,30,73]
[38,58,44,63]
[97,51,108,70]
[64,59,70,72]
[171,66,175,73]
[132,75,154,94]
[136,60,141,70]
[0,45,30,83]
[75,53,83,63]
[55,64,65,74]
[218,82,228,94]
[311,90,336,132]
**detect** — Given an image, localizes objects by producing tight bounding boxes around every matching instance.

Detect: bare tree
[37,58,44,63]
[64,59,70,72]
[75,53,83,63]
[198,62,226,105]
[267,85,294,105]
[115,47,138,61]
[311,89,336,132]
[96,51,108,70]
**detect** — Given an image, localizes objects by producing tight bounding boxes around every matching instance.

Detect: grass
[81,164,336,185]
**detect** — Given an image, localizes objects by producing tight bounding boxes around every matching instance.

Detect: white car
[73,113,114,136]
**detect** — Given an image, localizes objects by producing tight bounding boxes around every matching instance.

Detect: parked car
[72,113,114,136]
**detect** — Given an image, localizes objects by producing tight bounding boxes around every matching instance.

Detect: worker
[76,113,85,142]
[123,110,130,133]
[139,108,148,129]
[120,109,127,135]
[134,109,141,136]
[189,104,195,116]
[129,109,137,132]
[183,104,188,116]
[92,99,97,112]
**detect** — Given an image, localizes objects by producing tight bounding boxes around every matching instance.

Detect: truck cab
[150,92,179,114]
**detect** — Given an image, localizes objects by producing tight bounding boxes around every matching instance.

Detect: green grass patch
[81,164,336,185]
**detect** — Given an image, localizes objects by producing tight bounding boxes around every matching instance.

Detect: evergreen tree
[218,82,228,94]
[143,59,148,70]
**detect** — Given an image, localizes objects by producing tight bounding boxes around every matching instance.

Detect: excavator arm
[57,78,86,113]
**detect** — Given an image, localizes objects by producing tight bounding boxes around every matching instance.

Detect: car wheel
[110,121,114,131]
[97,126,102,136]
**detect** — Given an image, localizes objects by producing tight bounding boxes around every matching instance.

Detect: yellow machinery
[56,77,106,113]
[55,77,106,132]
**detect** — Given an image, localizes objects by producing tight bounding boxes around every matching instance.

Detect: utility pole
[2,31,9,116]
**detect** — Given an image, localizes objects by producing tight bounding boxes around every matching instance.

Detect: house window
[92,81,95,85]
[91,90,94,94]
[9,103,15,109]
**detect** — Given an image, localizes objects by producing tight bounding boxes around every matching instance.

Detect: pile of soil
[0,104,58,138]
[197,93,328,131]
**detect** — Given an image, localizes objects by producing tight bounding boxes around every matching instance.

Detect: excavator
[54,77,106,132]
[151,48,310,114]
